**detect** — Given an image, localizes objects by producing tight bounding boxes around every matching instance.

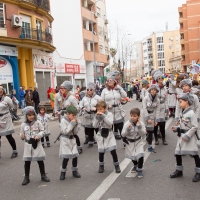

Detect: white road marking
[86,118,174,200]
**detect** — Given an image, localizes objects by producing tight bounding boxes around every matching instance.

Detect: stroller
[10,109,20,122]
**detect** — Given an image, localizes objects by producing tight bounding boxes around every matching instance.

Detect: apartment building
[179,0,200,72]
[51,0,109,88]
[0,0,55,99]
[142,30,181,76]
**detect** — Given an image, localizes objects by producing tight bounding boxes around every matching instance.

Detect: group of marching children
[19,69,200,186]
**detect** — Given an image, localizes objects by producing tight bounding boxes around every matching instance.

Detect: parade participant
[151,70,158,85]
[50,89,56,109]
[191,80,200,101]
[20,106,50,185]
[175,74,184,95]
[142,84,160,153]
[59,105,81,180]
[168,74,177,117]
[171,93,200,182]
[37,106,58,147]
[93,101,121,173]
[175,79,199,126]
[0,85,18,158]
[112,70,121,84]
[79,87,86,101]
[153,72,168,145]
[101,73,127,142]
[121,108,146,178]
[79,82,101,147]
[54,81,82,154]
[140,80,149,101]
[183,73,189,79]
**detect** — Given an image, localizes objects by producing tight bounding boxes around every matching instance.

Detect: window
[172,52,174,58]
[177,51,180,56]
[176,35,179,41]
[143,42,146,46]
[158,60,165,66]
[157,44,164,51]
[22,22,31,39]
[157,37,163,43]
[170,37,173,42]
[158,52,164,59]
[100,46,104,54]
[0,3,5,28]
[176,44,179,50]
[97,7,101,17]
[170,44,174,50]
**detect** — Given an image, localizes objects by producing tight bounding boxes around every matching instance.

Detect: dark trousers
[0,135,17,150]
[34,103,39,114]
[85,128,98,142]
[176,155,200,168]
[74,135,81,147]
[41,136,50,144]
[146,130,153,145]
[154,122,166,140]
[24,161,45,176]
[113,122,124,136]
[132,157,144,169]
[99,150,118,163]
[62,157,78,169]
[127,91,132,98]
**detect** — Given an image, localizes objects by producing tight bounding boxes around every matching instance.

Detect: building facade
[51,0,109,89]
[0,0,55,99]
[135,41,144,77]
[179,0,200,72]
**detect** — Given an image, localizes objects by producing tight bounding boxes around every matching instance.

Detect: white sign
[80,65,86,73]
[0,45,18,56]
[33,54,53,69]
[56,63,65,73]
[0,56,13,83]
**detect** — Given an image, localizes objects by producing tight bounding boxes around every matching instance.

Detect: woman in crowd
[25,90,34,107]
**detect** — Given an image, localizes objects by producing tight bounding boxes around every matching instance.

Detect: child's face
[179,99,189,109]
[97,106,106,113]
[40,108,45,115]
[130,114,139,123]
[150,89,157,96]
[182,84,191,93]
[66,113,76,121]
[27,113,35,122]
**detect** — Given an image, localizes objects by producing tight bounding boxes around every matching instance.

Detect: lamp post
[91,0,103,83]
[121,34,132,83]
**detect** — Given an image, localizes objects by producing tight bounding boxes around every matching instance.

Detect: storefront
[33,49,54,101]
[0,45,19,95]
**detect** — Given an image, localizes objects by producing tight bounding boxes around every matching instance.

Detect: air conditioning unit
[105,19,109,24]
[45,27,52,34]
[94,13,98,18]
[11,15,22,27]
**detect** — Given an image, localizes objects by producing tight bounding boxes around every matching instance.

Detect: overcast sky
[106,0,186,43]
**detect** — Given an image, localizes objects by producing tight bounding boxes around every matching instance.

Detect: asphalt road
[0,99,200,200]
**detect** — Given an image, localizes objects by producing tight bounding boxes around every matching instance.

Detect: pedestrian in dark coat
[32,87,40,114]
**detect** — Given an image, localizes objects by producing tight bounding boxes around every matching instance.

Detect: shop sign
[0,45,18,56]
[0,56,13,82]
[65,64,80,73]
[33,54,53,69]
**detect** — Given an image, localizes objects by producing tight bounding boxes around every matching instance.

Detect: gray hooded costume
[20,106,45,161]
[140,80,149,100]
[0,95,15,136]
[79,82,101,128]
[168,74,177,108]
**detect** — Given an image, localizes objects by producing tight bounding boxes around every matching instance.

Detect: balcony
[148,51,152,54]
[179,18,183,23]
[83,29,98,42]
[84,51,109,65]
[1,0,53,22]
[82,6,97,22]
[181,50,185,55]
[147,43,152,47]
[180,39,185,44]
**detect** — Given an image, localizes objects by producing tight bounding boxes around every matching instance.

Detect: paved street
[0,99,200,200]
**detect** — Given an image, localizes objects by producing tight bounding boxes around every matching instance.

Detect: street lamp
[91,0,103,83]
[121,34,132,83]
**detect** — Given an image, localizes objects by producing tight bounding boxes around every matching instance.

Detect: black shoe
[22,175,30,185]
[60,172,66,180]
[170,170,183,178]
[193,173,200,182]
[115,135,121,140]
[41,174,50,182]
[78,148,83,154]
[84,138,89,144]
[98,165,104,173]
[47,143,50,147]
[88,144,93,148]
[162,140,168,145]
[73,171,81,178]
[11,152,18,159]
[115,165,121,173]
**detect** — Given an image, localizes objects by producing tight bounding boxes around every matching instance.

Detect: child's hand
[82,107,86,111]
[21,134,25,140]
[128,123,132,128]
[154,122,158,126]
[108,105,112,109]
[182,137,186,141]
[72,117,77,123]
[35,136,39,140]
[171,126,175,131]
[92,107,96,111]
[97,112,103,116]
[147,119,152,124]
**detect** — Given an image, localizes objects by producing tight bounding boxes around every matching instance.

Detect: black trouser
[132,157,144,169]
[62,157,78,169]
[0,135,17,150]
[127,91,132,98]
[41,136,50,144]
[146,130,153,146]
[74,135,81,147]
[154,122,166,141]
[85,128,98,143]
[176,155,200,168]
[34,103,39,114]
[113,122,124,136]
[99,150,118,163]
[24,161,45,176]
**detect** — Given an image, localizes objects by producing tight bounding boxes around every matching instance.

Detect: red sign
[65,64,80,74]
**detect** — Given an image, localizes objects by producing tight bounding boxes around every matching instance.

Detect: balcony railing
[20,27,52,43]
[20,0,50,11]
